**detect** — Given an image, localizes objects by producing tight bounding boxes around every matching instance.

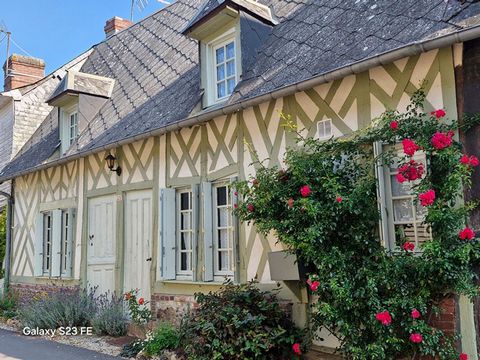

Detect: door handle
[146,257,152,262]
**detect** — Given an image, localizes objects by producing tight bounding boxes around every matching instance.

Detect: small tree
[236,91,480,359]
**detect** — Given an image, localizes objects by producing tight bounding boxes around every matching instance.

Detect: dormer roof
[183,0,277,39]
[47,70,115,107]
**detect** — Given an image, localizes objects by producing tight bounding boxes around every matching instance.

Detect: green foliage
[236,91,480,359]
[181,280,304,360]
[124,289,152,325]
[0,291,17,319]
[92,292,127,337]
[142,323,180,356]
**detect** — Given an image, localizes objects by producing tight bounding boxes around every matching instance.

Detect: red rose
[461,154,470,165]
[307,279,319,291]
[460,353,468,360]
[292,343,302,355]
[431,131,453,150]
[233,204,238,209]
[410,333,423,343]
[470,156,479,167]
[336,196,343,203]
[459,227,475,241]
[402,139,419,157]
[287,198,295,209]
[390,121,398,130]
[234,191,238,196]
[431,109,446,119]
[419,189,435,207]
[138,297,145,305]
[375,310,392,326]
[396,173,407,183]
[411,309,421,319]
[125,293,132,301]
[247,204,255,212]
[300,185,311,197]
[402,242,415,252]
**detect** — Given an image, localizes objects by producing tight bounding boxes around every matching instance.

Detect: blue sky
[0,0,170,89]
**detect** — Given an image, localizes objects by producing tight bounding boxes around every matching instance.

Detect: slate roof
[2,0,480,181]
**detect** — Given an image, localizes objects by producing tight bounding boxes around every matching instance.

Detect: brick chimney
[3,54,45,91]
[104,17,133,38]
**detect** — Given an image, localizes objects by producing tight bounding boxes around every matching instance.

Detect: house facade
[1,0,480,356]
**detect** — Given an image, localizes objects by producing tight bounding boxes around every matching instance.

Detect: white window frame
[378,143,432,251]
[203,25,242,107]
[42,211,53,275]
[212,183,235,280]
[60,210,70,276]
[60,103,79,154]
[317,119,333,140]
[68,112,78,146]
[176,188,194,280]
[212,39,237,101]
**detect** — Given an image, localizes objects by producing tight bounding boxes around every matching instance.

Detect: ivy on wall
[236,91,480,360]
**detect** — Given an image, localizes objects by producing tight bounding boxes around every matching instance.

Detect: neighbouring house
[1,0,480,357]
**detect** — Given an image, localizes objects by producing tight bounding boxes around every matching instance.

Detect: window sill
[160,280,224,286]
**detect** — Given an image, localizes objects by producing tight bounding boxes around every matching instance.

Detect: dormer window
[68,111,78,146]
[183,0,277,109]
[214,39,237,100]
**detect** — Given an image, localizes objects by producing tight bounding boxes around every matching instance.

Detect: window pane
[218,208,228,228]
[393,199,413,222]
[217,82,226,99]
[390,175,410,196]
[217,64,225,81]
[181,253,188,271]
[226,42,235,59]
[181,212,191,230]
[180,192,190,210]
[218,251,229,271]
[180,232,190,250]
[227,78,236,95]
[216,47,225,63]
[226,60,235,77]
[218,229,228,248]
[217,186,227,206]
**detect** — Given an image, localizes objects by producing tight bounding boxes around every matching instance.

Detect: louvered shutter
[34,214,44,277]
[64,209,76,278]
[51,210,63,277]
[159,188,176,280]
[230,177,240,283]
[202,182,214,282]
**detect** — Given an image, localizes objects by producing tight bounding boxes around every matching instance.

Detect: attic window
[214,40,237,100]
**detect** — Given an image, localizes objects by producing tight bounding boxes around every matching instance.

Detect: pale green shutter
[202,182,214,282]
[34,214,44,277]
[191,184,199,281]
[64,209,76,278]
[51,210,63,277]
[160,188,176,280]
[230,177,240,283]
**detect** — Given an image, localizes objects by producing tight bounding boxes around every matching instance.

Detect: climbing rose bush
[236,91,480,359]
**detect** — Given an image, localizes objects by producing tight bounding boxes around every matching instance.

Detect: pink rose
[460,353,468,360]
[411,309,421,319]
[247,204,255,212]
[431,109,446,119]
[459,227,475,241]
[419,189,435,207]
[292,343,302,355]
[402,242,415,252]
[390,121,398,130]
[375,311,392,326]
[431,131,453,150]
[402,139,419,156]
[300,185,311,198]
[410,333,423,343]
[336,196,343,203]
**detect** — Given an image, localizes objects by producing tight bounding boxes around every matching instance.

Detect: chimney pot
[104,16,133,38]
[3,54,46,91]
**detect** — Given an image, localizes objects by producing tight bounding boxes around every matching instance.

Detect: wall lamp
[105,153,122,176]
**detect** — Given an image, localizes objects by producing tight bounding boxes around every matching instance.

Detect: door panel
[124,190,153,302]
[87,195,116,296]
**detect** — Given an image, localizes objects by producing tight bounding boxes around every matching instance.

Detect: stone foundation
[429,296,457,337]
[150,294,198,325]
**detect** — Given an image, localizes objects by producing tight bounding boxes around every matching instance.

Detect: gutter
[2,25,480,182]
[0,188,13,295]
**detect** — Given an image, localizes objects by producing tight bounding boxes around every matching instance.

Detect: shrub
[92,292,127,337]
[124,289,151,325]
[142,323,180,356]
[235,91,480,359]
[19,287,95,329]
[181,280,304,360]
[120,339,145,358]
[0,291,17,319]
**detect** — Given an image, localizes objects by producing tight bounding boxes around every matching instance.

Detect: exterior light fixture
[105,153,122,176]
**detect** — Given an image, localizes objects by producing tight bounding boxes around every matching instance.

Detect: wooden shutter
[159,188,176,280]
[373,142,390,250]
[64,209,76,278]
[34,213,44,277]
[51,210,63,277]
[202,182,214,282]
[191,184,199,281]
[230,176,240,283]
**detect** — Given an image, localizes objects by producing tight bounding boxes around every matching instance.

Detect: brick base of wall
[10,283,79,305]
[150,294,198,325]
[429,296,457,337]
